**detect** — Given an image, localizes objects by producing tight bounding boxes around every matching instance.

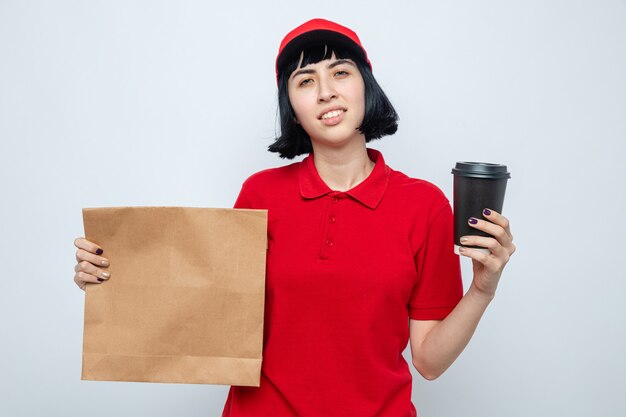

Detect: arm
[410,209,515,380]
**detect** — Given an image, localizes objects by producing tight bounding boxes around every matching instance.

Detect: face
[287,52,366,148]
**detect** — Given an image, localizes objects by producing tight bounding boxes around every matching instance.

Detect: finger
[458,246,508,273]
[459,235,507,257]
[457,245,490,264]
[74,260,111,280]
[74,237,104,256]
[468,217,512,247]
[74,271,105,290]
[481,209,512,238]
[75,248,110,268]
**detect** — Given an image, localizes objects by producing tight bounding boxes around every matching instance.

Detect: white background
[1,1,625,416]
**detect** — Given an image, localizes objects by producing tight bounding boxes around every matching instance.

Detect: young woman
[73,18,515,417]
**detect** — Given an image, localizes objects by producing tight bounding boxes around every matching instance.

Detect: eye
[334,70,349,77]
[298,78,313,86]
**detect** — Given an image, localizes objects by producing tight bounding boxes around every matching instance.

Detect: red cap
[275,18,372,83]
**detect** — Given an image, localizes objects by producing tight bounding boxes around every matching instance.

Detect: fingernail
[96,248,103,255]
[483,208,491,216]
[458,246,466,253]
[97,277,104,282]
[101,260,109,267]
[469,217,478,225]
[460,236,469,244]
[101,272,110,279]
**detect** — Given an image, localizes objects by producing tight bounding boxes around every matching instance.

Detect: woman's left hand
[458,208,516,298]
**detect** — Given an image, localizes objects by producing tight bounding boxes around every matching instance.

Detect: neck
[311,141,375,192]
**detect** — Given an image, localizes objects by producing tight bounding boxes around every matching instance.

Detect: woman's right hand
[74,237,110,291]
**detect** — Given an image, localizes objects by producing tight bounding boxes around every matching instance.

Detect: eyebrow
[290,59,357,80]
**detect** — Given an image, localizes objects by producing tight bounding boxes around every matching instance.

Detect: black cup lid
[451,162,511,179]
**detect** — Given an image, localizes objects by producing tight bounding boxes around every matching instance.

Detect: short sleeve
[409,203,463,320]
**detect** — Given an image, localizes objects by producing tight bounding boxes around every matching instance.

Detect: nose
[317,77,337,103]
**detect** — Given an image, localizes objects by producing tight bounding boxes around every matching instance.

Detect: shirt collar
[299,148,391,210]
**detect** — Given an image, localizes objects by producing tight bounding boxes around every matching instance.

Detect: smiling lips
[319,108,346,126]
[321,109,345,119]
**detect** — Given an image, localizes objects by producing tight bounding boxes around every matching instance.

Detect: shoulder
[240,161,301,191]
[387,168,450,209]
[383,168,453,246]
[237,161,302,208]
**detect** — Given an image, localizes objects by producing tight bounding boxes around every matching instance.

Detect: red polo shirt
[222,149,462,417]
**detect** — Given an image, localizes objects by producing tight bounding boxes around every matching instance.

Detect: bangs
[280,44,357,81]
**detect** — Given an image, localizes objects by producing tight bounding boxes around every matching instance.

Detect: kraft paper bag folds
[81,207,268,387]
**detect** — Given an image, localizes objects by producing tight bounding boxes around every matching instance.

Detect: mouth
[319,108,346,120]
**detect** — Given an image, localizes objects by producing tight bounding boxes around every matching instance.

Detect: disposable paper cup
[452,162,510,255]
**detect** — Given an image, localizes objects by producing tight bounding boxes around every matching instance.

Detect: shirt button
[326,239,334,247]
[331,197,339,203]
[329,216,336,223]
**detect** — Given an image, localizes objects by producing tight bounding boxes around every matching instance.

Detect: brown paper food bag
[81,207,267,386]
